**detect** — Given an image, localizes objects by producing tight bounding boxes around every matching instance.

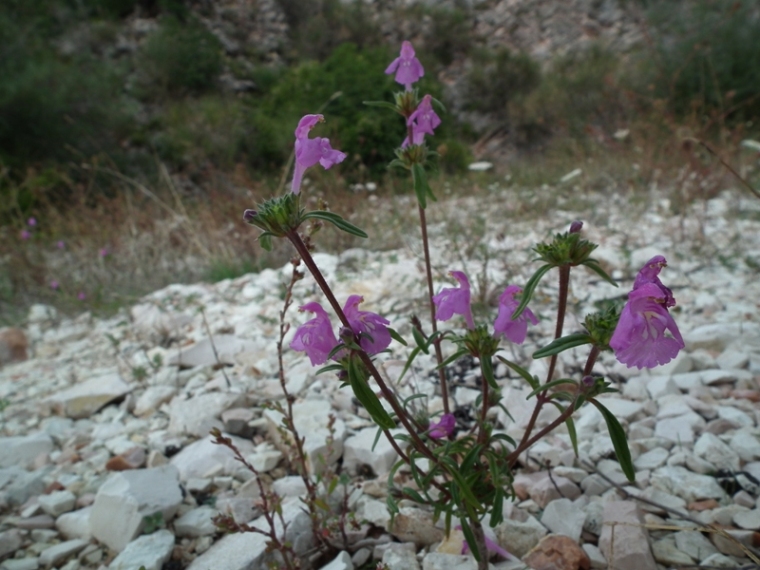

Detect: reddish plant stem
[510,264,572,464]
[477,360,490,446]
[287,231,437,463]
[507,399,577,467]
[583,346,601,377]
[418,204,450,415]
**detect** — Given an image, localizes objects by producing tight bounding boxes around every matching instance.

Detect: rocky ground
[1,184,760,570]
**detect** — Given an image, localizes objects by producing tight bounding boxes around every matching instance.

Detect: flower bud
[569,220,583,234]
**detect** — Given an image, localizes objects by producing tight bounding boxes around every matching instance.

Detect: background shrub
[641,0,760,118]
[137,16,223,97]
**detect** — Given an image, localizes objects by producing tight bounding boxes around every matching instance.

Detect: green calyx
[462,325,500,359]
[534,231,598,267]
[244,193,304,240]
[583,304,622,350]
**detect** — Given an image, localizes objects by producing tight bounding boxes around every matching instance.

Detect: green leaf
[443,459,480,508]
[363,100,399,112]
[412,326,429,354]
[496,356,540,391]
[532,332,592,359]
[402,487,425,504]
[315,364,343,375]
[437,348,469,370]
[480,357,499,390]
[371,426,383,452]
[386,494,399,516]
[388,328,408,346]
[431,97,447,113]
[411,163,428,208]
[512,264,552,319]
[302,211,368,238]
[259,232,273,251]
[347,358,396,429]
[548,400,579,457]
[397,346,421,383]
[459,518,480,563]
[592,400,635,482]
[582,259,618,286]
[490,488,504,527]
[525,378,577,400]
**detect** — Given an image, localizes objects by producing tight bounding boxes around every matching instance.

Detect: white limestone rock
[55,507,92,540]
[0,433,54,468]
[599,501,656,570]
[540,498,585,543]
[174,506,218,537]
[168,335,256,368]
[730,429,760,462]
[46,372,131,419]
[134,386,177,416]
[167,392,245,437]
[320,551,353,570]
[109,530,175,570]
[170,435,255,481]
[649,466,726,502]
[673,530,719,562]
[38,490,76,517]
[343,427,401,476]
[38,539,88,568]
[694,433,740,472]
[90,465,183,552]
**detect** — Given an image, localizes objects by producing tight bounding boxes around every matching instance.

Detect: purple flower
[493,285,538,344]
[343,295,391,355]
[99,247,109,258]
[428,413,455,439]
[50,280,59,290]
[77,292,86,301]
[385,41,424,91]
[457,526,516,561]
[610,282,684,370]
[569,220,583,233]
[291,114,347,195]
[290,301,340,366]
[432,271,475,330]
[28,217,36,227]
[633,255,675,308]
[20,230,31,240]
[57,240,65,249]
[402,94,441,147]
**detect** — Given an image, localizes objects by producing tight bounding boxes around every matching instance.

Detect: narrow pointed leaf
[592,400,635,482]
[496,356,540,391]
[525,378,577,400]
[459,519,480,563]
[302,211,368,238]
[437,348,469,370]
[512,264,552,319]
[533,332,592,359]
[412,326,429,354]
[363,100,400,112]
[480,357,499,391]
[398,346,421,383]
[548,400,579,457]
[348,359,396,429]
[388,328,408,346]
[582,259,618,286]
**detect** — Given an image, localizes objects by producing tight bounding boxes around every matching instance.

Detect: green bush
[642,0,760,117]
[137,16,223,97]
[247,43,443,177]
[463,48,541,121]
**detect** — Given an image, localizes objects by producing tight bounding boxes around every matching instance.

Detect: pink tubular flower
[343,295,391,356]
[493,285,538,344]
[50,280,59,290]
[77,292,86,301]
[385,41,424,91]
[20,229,31,240]
[432,271,475,330]
[28,217,36,227]
[99,247,109,258]
[290,301,340,366]
[457,526,516,561]
[402,94,441,147]
[57,240,65,249]
[633,255,675,307]
[428,413,455,439]
[291,114,347,195]
[610,282,684,370]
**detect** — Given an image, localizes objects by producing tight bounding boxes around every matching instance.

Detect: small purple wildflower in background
[385,41,424,91]
[20,229,31,240]
[291,114,347,195]
[78,292,86,301]
[457,526,516,561]
[343,295,392,355]
[290,301,340,366]
[57,241,65,249]
[493,285,538,344]
[50,280,59,290]
[428,413,455,439]
[633,255,675,307]
[99,247,109,258]
[610,282,684,369]
[432,270,475,330]
[28,217,36,227]
[402,94,441,147]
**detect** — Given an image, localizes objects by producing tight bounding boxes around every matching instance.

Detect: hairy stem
[417,204,450,415]
[511,264,572,462]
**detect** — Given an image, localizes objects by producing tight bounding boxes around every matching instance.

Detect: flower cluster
[290,295,391,366]
[432,271,538,344]
[610,256,684,369]
[384,41,424,91]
